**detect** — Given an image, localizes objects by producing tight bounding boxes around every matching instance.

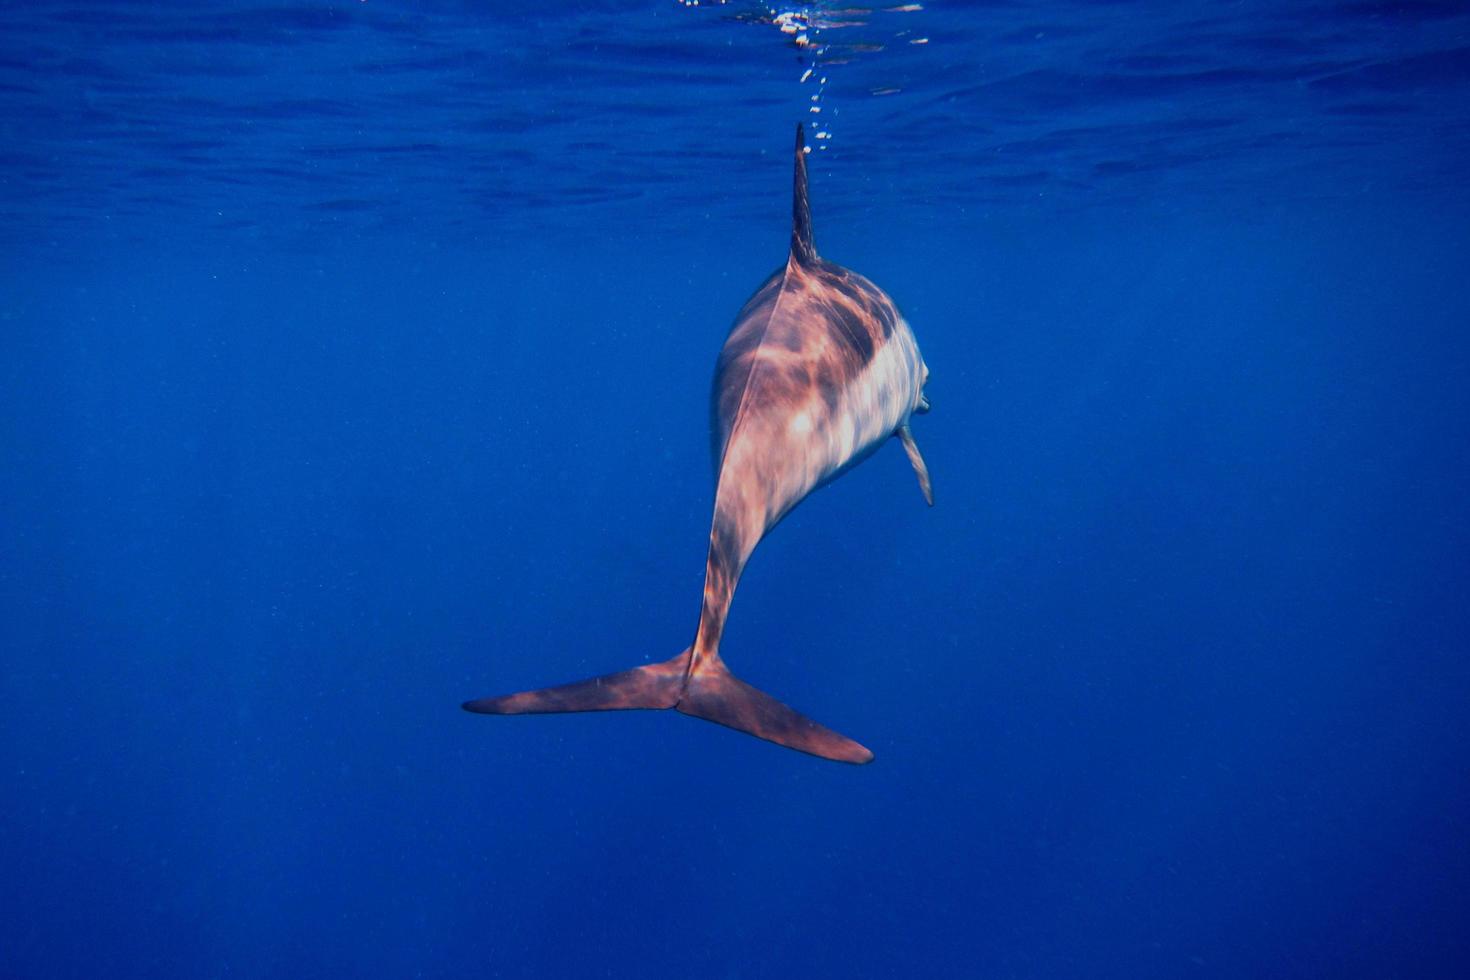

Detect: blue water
[4,2,1470,977]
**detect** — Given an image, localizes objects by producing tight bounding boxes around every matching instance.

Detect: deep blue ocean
[4,2,1470,977]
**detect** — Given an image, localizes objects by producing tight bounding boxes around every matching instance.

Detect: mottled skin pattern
[464,125,931,764]
[696,255,928,674]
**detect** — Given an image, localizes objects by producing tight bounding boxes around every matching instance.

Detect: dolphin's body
[464,125,932,763]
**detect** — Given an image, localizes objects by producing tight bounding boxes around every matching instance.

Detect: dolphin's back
[711,260,899,463]
[709,253,919,547]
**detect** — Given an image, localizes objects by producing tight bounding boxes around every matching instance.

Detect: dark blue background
[4,2,1469,977]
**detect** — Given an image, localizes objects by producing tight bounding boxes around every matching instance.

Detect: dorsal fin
[790,123,817,265]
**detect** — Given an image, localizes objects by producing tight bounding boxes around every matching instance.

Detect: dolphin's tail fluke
[462,649,874,765]
[462,649,691,715]
[677,653,874,764]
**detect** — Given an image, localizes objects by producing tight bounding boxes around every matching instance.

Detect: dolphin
[463,124,932,764]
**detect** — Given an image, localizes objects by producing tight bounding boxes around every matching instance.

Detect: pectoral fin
[897,425,933,506]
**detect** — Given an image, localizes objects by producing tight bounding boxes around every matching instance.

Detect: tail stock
[463,649,873,764]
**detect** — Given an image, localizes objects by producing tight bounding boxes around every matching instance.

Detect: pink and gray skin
[464,124,932,764]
